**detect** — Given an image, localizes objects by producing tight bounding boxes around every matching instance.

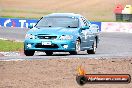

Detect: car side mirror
[28,25,33,29]
[90,24,100,33]
[81,26,89,30]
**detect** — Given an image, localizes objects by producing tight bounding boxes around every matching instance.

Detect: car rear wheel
[45,51,53,56]
[24,50,35,56]
[87,40,96,54]
[69,39,80,55]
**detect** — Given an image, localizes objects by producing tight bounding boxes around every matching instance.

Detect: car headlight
[25,34,35,39]
[59,35,73,40]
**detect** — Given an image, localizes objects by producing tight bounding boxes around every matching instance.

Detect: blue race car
[24,13,100,56]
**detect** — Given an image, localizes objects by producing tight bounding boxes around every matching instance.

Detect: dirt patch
[0,58,132,88]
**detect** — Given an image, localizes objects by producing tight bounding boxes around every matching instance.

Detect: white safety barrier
[101,22,132,33]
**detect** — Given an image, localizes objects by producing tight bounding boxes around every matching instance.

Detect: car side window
[83,17,92,27]
[81,17,88,26]
[79,18,86,27]
[82,18,88,26]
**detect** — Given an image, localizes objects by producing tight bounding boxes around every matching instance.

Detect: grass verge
[0,39,23,52]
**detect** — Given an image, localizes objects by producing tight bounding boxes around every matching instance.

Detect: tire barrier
[114,4,132,22]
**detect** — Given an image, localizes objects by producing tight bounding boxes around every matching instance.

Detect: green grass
[2,9,51,14]
[1,15,40,19]
[0,40,23,51]
[0,8,52,19]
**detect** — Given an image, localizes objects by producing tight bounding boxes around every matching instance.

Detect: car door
[79,17,91,50]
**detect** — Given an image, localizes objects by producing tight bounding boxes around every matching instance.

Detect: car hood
[27,27,79,36]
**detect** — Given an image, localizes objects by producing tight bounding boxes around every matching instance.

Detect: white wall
[101,22,132,33]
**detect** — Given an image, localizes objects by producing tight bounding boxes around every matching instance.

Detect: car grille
[38,36,57,39]
[35,43,59,48]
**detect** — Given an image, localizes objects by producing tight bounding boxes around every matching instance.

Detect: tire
[87,40,96,54]
[24,50,35,56]
[45,51,53,56]
[69,39,80,55]
[76,75,87,86]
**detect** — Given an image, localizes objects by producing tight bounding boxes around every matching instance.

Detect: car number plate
[42,41,51,45]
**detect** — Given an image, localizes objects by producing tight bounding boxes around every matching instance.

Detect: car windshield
[35,17,79,28]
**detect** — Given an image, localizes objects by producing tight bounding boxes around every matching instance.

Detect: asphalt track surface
[0,27,132,60]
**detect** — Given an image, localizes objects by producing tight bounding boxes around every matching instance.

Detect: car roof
[43,13,82,18]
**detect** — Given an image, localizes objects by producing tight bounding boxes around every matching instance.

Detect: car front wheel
[69,39,80,55]
[24,50,35,56]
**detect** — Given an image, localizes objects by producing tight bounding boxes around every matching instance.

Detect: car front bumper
[24,39,76,52]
